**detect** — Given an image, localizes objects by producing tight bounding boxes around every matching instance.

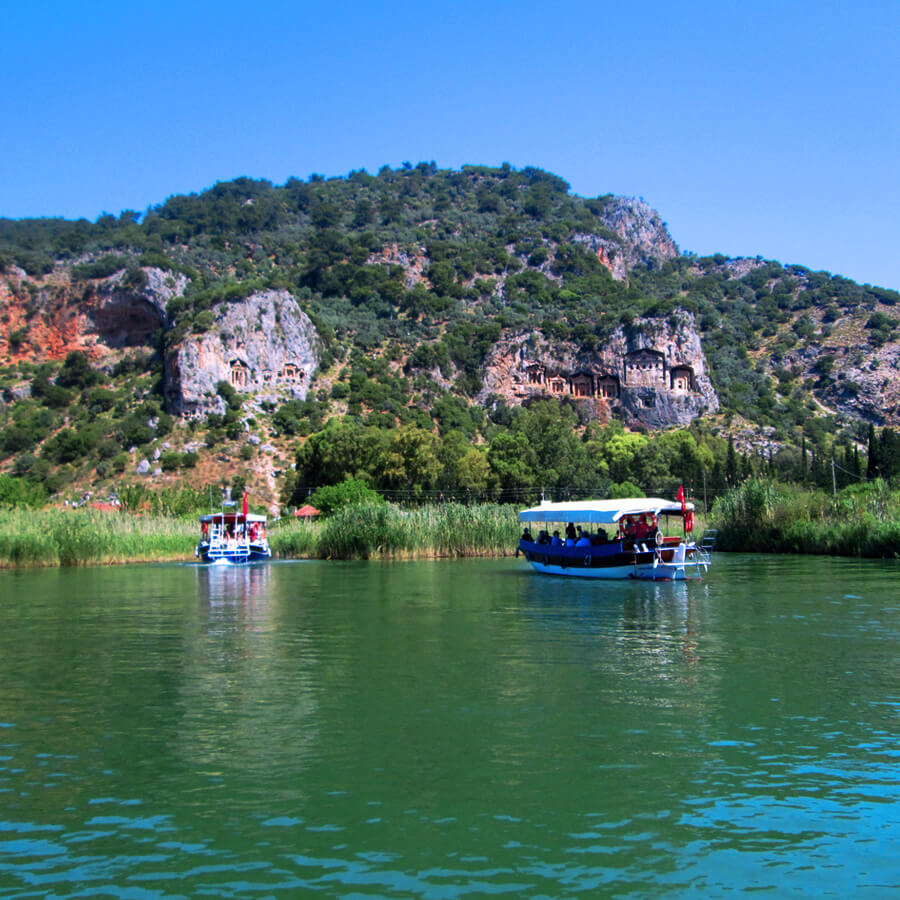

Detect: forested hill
[2,162,900,509]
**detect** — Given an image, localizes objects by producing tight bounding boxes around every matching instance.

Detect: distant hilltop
[2,162,900,504]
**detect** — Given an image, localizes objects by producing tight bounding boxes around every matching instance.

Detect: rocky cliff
[0,265,183,363]
[476,311,718,429]
[575,197,680,280]
[89,267,187,348]
[1,269,322,419]
[164,289,321,417]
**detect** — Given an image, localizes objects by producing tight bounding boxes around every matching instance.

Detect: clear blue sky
[3,0,898,289]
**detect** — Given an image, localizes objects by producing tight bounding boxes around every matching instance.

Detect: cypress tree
[880,427,900,480]
[866,423,879,479]
[740,453,753,481]
[725,436,738,486]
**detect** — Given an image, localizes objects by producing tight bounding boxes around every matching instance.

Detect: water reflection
[180,562,321,783]
[1,556,899,897]
[196,560,272,606]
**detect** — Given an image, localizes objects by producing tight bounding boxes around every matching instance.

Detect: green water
[1,555,898,898]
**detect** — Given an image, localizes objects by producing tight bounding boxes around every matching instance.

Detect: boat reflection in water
[196,559,272,612]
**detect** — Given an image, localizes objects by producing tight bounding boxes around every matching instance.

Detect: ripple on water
[1,556,899,896]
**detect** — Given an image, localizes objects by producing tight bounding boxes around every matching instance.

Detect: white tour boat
[195,494,272,564]
[516,497,714,581]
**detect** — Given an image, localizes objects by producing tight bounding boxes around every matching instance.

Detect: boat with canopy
[195,492,271,564]
[516,496,713,580]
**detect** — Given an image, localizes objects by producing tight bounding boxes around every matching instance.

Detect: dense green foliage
[308,478,385,515]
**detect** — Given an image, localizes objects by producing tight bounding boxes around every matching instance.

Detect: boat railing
[682,529,716,573]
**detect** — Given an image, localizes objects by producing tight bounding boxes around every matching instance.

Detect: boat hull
[518,539,704,581]
[196,542,271,565]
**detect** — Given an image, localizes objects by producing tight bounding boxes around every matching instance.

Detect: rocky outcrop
[802,342,900,427]
[366,242,429,288]
[0,266,185,363]
[574,197,679,280]
[87,267,187,347]
[164,289,321,417]
[476,311,718,429]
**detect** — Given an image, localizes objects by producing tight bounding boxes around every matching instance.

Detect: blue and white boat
[517,498,713,581]
[195,499,272,564]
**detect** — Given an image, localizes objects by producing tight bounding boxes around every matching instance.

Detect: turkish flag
[676,484,686,513]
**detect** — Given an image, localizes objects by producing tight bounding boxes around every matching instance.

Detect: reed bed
[268,518,320,558]
[274,502,520,560]
[711,478,900,558]
[9,484,894,567]
[0,508,195,567]
[0,503,522,567]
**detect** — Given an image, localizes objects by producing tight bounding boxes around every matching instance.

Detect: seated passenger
[634,514,651,541]
[521,528,534,543]
[590,529,608,544]
[575,528,591,547]
[537,529,550,544]
[551,530,563,547]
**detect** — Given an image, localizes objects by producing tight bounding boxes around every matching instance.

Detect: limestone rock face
[573,197,679,280]
[811,342,900,427]
[89,267,187,347]
[164,289,321,417]
[0,266,187,364]
[476,311,718,429]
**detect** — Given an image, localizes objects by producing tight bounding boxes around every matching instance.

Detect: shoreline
[4,482,900,568]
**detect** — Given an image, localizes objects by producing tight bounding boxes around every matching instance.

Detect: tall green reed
[0,508,196,567]
[711,478,900,557]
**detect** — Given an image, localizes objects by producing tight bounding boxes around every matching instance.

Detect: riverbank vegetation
[0,508,195,567]
[4,476,900,567]
[272,502,519,560]
[710,478,900,558]
[0,502,520,567]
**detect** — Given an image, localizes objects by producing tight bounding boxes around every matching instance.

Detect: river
[1,554,898,897]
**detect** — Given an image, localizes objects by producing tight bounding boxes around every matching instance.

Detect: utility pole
[831,457,837,496]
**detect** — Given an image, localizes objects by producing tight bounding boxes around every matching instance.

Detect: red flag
[242,491,248,517]
[676,484,686,512]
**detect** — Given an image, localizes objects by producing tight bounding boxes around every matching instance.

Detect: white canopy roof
[199,512,268,523]
[518,498,692,525]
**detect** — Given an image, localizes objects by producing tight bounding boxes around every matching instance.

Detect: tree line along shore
[1,479,899,568]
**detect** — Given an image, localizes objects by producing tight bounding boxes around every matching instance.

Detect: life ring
[654,530,664,546]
